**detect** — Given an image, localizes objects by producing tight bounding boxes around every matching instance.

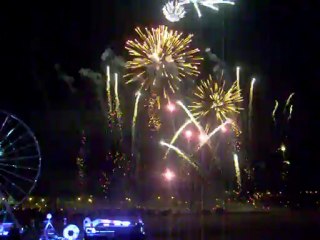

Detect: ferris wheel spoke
[0,154,40,162]
[0,162,38,171]
[0,115,10,134]
[0,175,28,196]
[1,123,21,143]
[2,142,37,156]
[1,132,30,152]
[0,111,41,208]
[0,168,35,183]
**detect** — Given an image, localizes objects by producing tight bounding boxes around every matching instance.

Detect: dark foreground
[17,210,320,239]
[144,211,320,240]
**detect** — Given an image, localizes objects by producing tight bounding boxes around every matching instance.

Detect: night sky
[0,0,318,195]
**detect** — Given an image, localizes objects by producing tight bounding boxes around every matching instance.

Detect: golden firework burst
[125,25,202,99]
[190,75,243,131]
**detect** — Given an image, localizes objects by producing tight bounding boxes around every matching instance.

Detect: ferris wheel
[0,111,41,208]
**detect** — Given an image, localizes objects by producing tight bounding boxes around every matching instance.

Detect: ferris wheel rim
[0,110,42,207]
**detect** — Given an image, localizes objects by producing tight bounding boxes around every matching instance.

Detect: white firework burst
[163,1,186,22]
[179,0,235,18]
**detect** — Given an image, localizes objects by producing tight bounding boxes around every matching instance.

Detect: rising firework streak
[131,91,141,156]
[233,153,242,190]
[114,73,123,136]
[272,100,279,124]
[164,119,192,159]
[283,92,295,114]
[160,141,199,170]
[106,65,112,114]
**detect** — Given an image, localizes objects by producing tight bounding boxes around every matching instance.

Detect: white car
[83,217,146,240]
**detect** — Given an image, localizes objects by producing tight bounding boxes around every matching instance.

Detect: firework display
[61,0,296,209]
[163,0,235,21]
[163,1,186,22]
[75,20,294,209]
[189,75,243,131]
[125,25,202,101]
[105,65,124,134]
[0,2,303,236]
[271,93,295,191]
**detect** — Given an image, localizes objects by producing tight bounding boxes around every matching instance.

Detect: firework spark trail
[288,105,293,121]
[114,73,123,136]
[236,66,240,89]
[194,1,202,17]
[249,78,255,118]
[131,91,141,156]
[198,119,231,149]
[233,153,242,190]
[106,65,112,114]
[160,141,199,171]
[207,119,231,139]
[272,100,279,124]
[284,92,295,114]
[177,101,204,134]
[248,78,256,142]
[179,0,235,18]
[164,119,192,159]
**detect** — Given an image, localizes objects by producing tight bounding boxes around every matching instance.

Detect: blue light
[122,221,131,227]
[88,218,132,228]
[101,219,111,224]
[113,220,121,226]
[83,217,91,230]
[0,222,14,236]
[63,224,80,240]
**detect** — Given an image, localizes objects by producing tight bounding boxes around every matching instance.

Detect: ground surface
[143,211,320,240]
